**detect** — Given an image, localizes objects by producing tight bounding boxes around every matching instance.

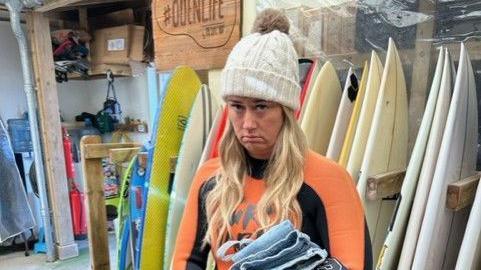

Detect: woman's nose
[242,109,257,130]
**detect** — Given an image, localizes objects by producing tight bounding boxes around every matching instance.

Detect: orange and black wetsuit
[172,150,372,270]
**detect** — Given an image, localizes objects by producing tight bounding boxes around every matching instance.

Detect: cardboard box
[91,25,145,65]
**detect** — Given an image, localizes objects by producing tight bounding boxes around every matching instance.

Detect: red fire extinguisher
[62,127,75,179]
[62,128,87,239]
[70,183,87,239]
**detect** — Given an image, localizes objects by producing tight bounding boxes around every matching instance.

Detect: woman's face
[226,96,284,159]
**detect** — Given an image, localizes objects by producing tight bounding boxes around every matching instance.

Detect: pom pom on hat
[252,8,290,35]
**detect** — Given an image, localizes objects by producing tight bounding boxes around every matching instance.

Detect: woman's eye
[256,104,268,111]
[230,103,244,112]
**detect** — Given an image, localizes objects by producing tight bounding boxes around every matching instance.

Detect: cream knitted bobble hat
[221,9,300,110]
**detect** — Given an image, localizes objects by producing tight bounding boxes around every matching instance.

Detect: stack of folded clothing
[217,220,347,270]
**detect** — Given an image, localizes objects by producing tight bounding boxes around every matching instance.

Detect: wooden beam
[78,7,88,31]
[80,135,109,270]
[109,147,140,164]
[83,143,141,159]
[447,174,481,211]
[408,0,436,155]
[366,169,407,200]
[36,0,135,13]
[26,11,78,260]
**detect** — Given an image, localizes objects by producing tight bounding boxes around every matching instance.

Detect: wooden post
[80,136,141,270]
[447,174,481,211]
[26,11,78,260]
[408,0,436,154]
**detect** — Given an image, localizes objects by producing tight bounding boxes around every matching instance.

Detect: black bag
[103,73,122,123]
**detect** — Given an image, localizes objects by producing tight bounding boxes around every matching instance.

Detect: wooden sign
[152,0,241,71]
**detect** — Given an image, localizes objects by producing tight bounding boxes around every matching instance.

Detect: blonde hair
[204,106,308,248]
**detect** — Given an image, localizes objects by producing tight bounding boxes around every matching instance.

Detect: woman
[173,9,372,270]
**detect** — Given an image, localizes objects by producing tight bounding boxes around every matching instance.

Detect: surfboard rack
[446,173,481,211]
[366,169,406,200]
[80,135,141,270]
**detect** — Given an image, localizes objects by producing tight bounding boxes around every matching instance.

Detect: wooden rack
[80,135,141,270]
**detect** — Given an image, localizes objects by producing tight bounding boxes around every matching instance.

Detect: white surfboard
[346,52,383,183]
[301,61,342,155]
[164,85,220,269]
[412,43,478,270]
[375,48,445,269]
[326,68,359,161]
[456,174,481,270]
[397,48,454,269]
[356,39,408,261]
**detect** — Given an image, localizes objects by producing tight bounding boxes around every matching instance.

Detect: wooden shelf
[67,63,132,80]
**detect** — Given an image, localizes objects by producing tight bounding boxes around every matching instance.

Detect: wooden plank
[366,169,407,200]
[80,135,109,270]
[90,64,132,76]
[447,174,481,211]
[408,0,435,155]
[36,0,134,12]
[83,142,141,159]
[26,11,78,260]
[109,147,140,164]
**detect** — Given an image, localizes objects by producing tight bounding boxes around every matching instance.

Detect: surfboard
[413,43,478,270]
[397,48,454,269]
[298,60,320,122]
[130,151,148,270]
[339,61,368,167]
[456,173,481,270]
[326,68,359,160]
[209,106,228,159]
[296,59,318,120]
[375,48,446,269]
[301,61,342,155]
[134,71,172,269]
[345,52,383,183]
[117,157,136,270]
[356,39,408,261]
[164,85,220,270]
[140,66,202,269]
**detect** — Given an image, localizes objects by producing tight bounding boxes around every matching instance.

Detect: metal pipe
[3,0,55,261]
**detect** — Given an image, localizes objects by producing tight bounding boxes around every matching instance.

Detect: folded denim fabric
[233,226,300,266]
[237,232,327,270]
[217,220,294,262]
[218,220,328,270]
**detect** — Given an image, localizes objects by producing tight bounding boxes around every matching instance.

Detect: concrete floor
[0,232,118,270]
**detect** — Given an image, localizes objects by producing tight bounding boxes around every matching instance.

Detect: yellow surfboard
[140,66,201,269]
[338,61,368,167]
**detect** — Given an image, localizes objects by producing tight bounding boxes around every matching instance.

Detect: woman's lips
[241,136,263,143]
